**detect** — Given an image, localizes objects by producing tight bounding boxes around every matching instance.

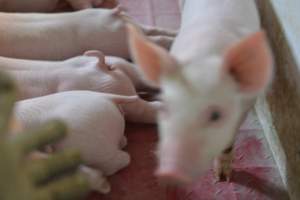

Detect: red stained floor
[88,1,288,199]
[88,115,288,200]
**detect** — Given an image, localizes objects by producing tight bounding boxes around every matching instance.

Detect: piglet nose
[155,167,191,185]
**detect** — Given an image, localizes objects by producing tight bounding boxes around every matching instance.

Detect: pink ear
[127,24,177,85]
[224,31,273,93]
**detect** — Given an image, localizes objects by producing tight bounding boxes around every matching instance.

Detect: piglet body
[15,91,136,193]
[0,8,175,60]
[1,51,160,123]
[3,53,134,100]
[128,0,274,184]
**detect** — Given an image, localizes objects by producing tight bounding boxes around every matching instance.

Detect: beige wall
[256,0,300,199]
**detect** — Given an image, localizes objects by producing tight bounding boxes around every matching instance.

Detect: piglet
[0,0,117,12]
[15,91,139,193]
[0,7,176,60]
[127,0,273,184]
[1,51,160,124]
[0,52,158,93]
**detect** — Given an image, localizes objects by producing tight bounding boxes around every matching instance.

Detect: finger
[36,173,90,200]
[0,71,16,136]
[13,120,67,155]
[29,150,82,185]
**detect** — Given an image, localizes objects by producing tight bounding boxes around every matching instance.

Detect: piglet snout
[155,165,191,185]
[155,138,201,185]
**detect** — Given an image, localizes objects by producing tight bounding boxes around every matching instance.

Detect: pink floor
[88,1,288,199]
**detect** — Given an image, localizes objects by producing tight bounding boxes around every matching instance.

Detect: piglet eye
[204,106,225,125]
[210,111,222,122]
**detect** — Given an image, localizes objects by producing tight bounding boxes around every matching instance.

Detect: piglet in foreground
[1,51,159,123]
[128,0,273,184]
[15,91,140,193]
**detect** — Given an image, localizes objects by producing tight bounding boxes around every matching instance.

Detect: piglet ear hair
[224,31,274,95]
[127,23,178,86]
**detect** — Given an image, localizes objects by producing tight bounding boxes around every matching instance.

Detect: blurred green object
[0,71,90,200]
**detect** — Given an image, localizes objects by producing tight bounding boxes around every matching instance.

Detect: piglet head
[127,24,273,184]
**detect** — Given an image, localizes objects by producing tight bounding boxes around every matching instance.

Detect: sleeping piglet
[127,0,273,184]
[15,91,139,193]
[0,7,176,60]
[1,51,160,124]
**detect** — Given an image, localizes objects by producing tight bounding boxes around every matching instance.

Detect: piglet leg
[138,24,177,50]
[120,11,176,50]
[110,94,160,124]
[102,150,131,176]
[122,99,161,124]
[213,109,252,182]
[79,165,111,193]
[213,146,234,182]
[27,151,111,193]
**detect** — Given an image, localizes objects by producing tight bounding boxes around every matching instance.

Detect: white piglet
[1,51,160,124]
[0,7,175,60]
[127,0,273,184]
[0,52,157,94]
[15,91,139,193]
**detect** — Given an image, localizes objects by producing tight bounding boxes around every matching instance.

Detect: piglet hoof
[104,151,131,175]
[79,166,111,194]
[92,176,111,194]
[213,152,233,183]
